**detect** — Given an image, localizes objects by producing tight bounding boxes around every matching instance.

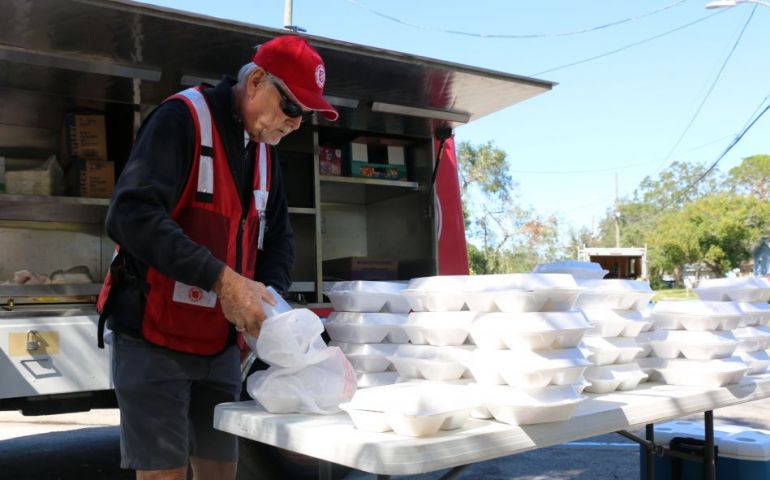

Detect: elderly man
[100,35,337,480]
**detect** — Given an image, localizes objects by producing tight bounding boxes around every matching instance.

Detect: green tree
[647,193,770,280]
[457,141,564,274]
[727,154,770,201]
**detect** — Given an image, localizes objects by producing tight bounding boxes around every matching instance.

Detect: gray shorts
[112,332,241,471]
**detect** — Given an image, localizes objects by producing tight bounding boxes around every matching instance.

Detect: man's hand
[212,266,277,337]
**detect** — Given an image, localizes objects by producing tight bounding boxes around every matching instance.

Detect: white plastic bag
[247,346,358,414]
[243,286,297,353]
[254,308,327,368]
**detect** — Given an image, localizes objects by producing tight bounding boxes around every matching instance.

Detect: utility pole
[614,172,621,248]
[283,0,306,32]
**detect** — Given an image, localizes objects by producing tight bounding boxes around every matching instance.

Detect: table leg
[704,410,715,480]
[645,423,654,480]
[319,460,332,480]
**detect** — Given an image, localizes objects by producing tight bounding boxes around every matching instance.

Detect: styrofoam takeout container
[387,345,470,381]
[574,279,654,311]
[471,384,585,425]
[645,330,738,360]
[324,312,409,343]
[580,309,651,338]
[650,301,745,331]
[402,311,476,346]
[583,363,647,393]
[657,357,748,387]
[737,302,770,327]
[580,336,623,366]
[604,337,645,363]
[464,274,583,311]
[355,371,400,388]
[734,349,770,375]
[732,326,770,353]
[695,277,770,303]
[330,342,400,373]
[463,289,543,313]
[636,357,669,382]
[342,383,475,436]
[468,311,591,350]
[464,348,590,388]
[533,261,609,280]
[326,281,411,313]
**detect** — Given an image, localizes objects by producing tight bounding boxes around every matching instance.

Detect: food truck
[0,0,553,475]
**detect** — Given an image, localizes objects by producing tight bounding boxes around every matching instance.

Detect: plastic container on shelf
[471,384,586,426]
[533,261,609,280]
[737,302,770,327]
[695,277,770,303]
[583,363,647,393]
[734,350,770,375]
[656,357,748,387]
[402,311,476,346]
[468,311,591,351]
[645,330,738,360]
[573,279,654,311]
[325,280,411,313]
[650,300,745,331]
[580,309,651,338]
[733,326,770,353]
[324,312,409,344]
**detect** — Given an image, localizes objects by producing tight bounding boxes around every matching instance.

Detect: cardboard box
[64,113,108,162]
[5,156,63,195]
[350,161,407,181]
[79,159,114,198]
[323,257,398,281]
[319,145,342,176]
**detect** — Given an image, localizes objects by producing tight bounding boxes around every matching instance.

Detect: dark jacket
[104,78,294,341]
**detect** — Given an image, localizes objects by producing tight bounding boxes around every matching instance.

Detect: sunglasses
[272,81,314,122]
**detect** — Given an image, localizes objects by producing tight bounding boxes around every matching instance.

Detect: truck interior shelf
[0,194,109,224]
[320,175,420,205]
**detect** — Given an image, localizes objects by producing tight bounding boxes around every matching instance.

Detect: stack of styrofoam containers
[638,298,751,387]
[694,277,770,377]
[537,262,653,394]
[324,281,411,389]
[397,273,592,427]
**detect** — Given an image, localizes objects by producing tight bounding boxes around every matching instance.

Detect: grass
[652,288,698,302]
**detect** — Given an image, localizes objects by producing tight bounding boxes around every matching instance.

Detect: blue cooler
[640,420,770,479]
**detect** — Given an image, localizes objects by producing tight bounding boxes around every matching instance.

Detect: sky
[139,0,770,236]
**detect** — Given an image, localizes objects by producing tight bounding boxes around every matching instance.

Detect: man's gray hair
[237,62,258,82]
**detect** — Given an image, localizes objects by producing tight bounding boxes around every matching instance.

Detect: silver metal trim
[371,102,471,123]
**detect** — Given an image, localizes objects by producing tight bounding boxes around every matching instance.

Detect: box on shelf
[78,159,114,198]
[63,113,108,163]
[350,161,407,181]
[319,145,342,176]
[344,140,409,181]
[323,257,399,281]
[5,156,63,196]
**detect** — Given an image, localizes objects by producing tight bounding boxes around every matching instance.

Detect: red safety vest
[98,86,271,355]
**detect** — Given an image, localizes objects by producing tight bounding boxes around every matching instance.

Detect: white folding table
[214,373,770,479]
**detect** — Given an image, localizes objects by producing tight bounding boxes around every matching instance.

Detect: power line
[532,9,727,76]
[653,5,757,173]
[506,133,735,175]
[344,0,687,39]
[670,96,770,203]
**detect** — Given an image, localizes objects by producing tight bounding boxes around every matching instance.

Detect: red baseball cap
[253,35,339,121]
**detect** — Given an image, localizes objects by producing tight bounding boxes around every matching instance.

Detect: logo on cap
[315,64,325,89]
